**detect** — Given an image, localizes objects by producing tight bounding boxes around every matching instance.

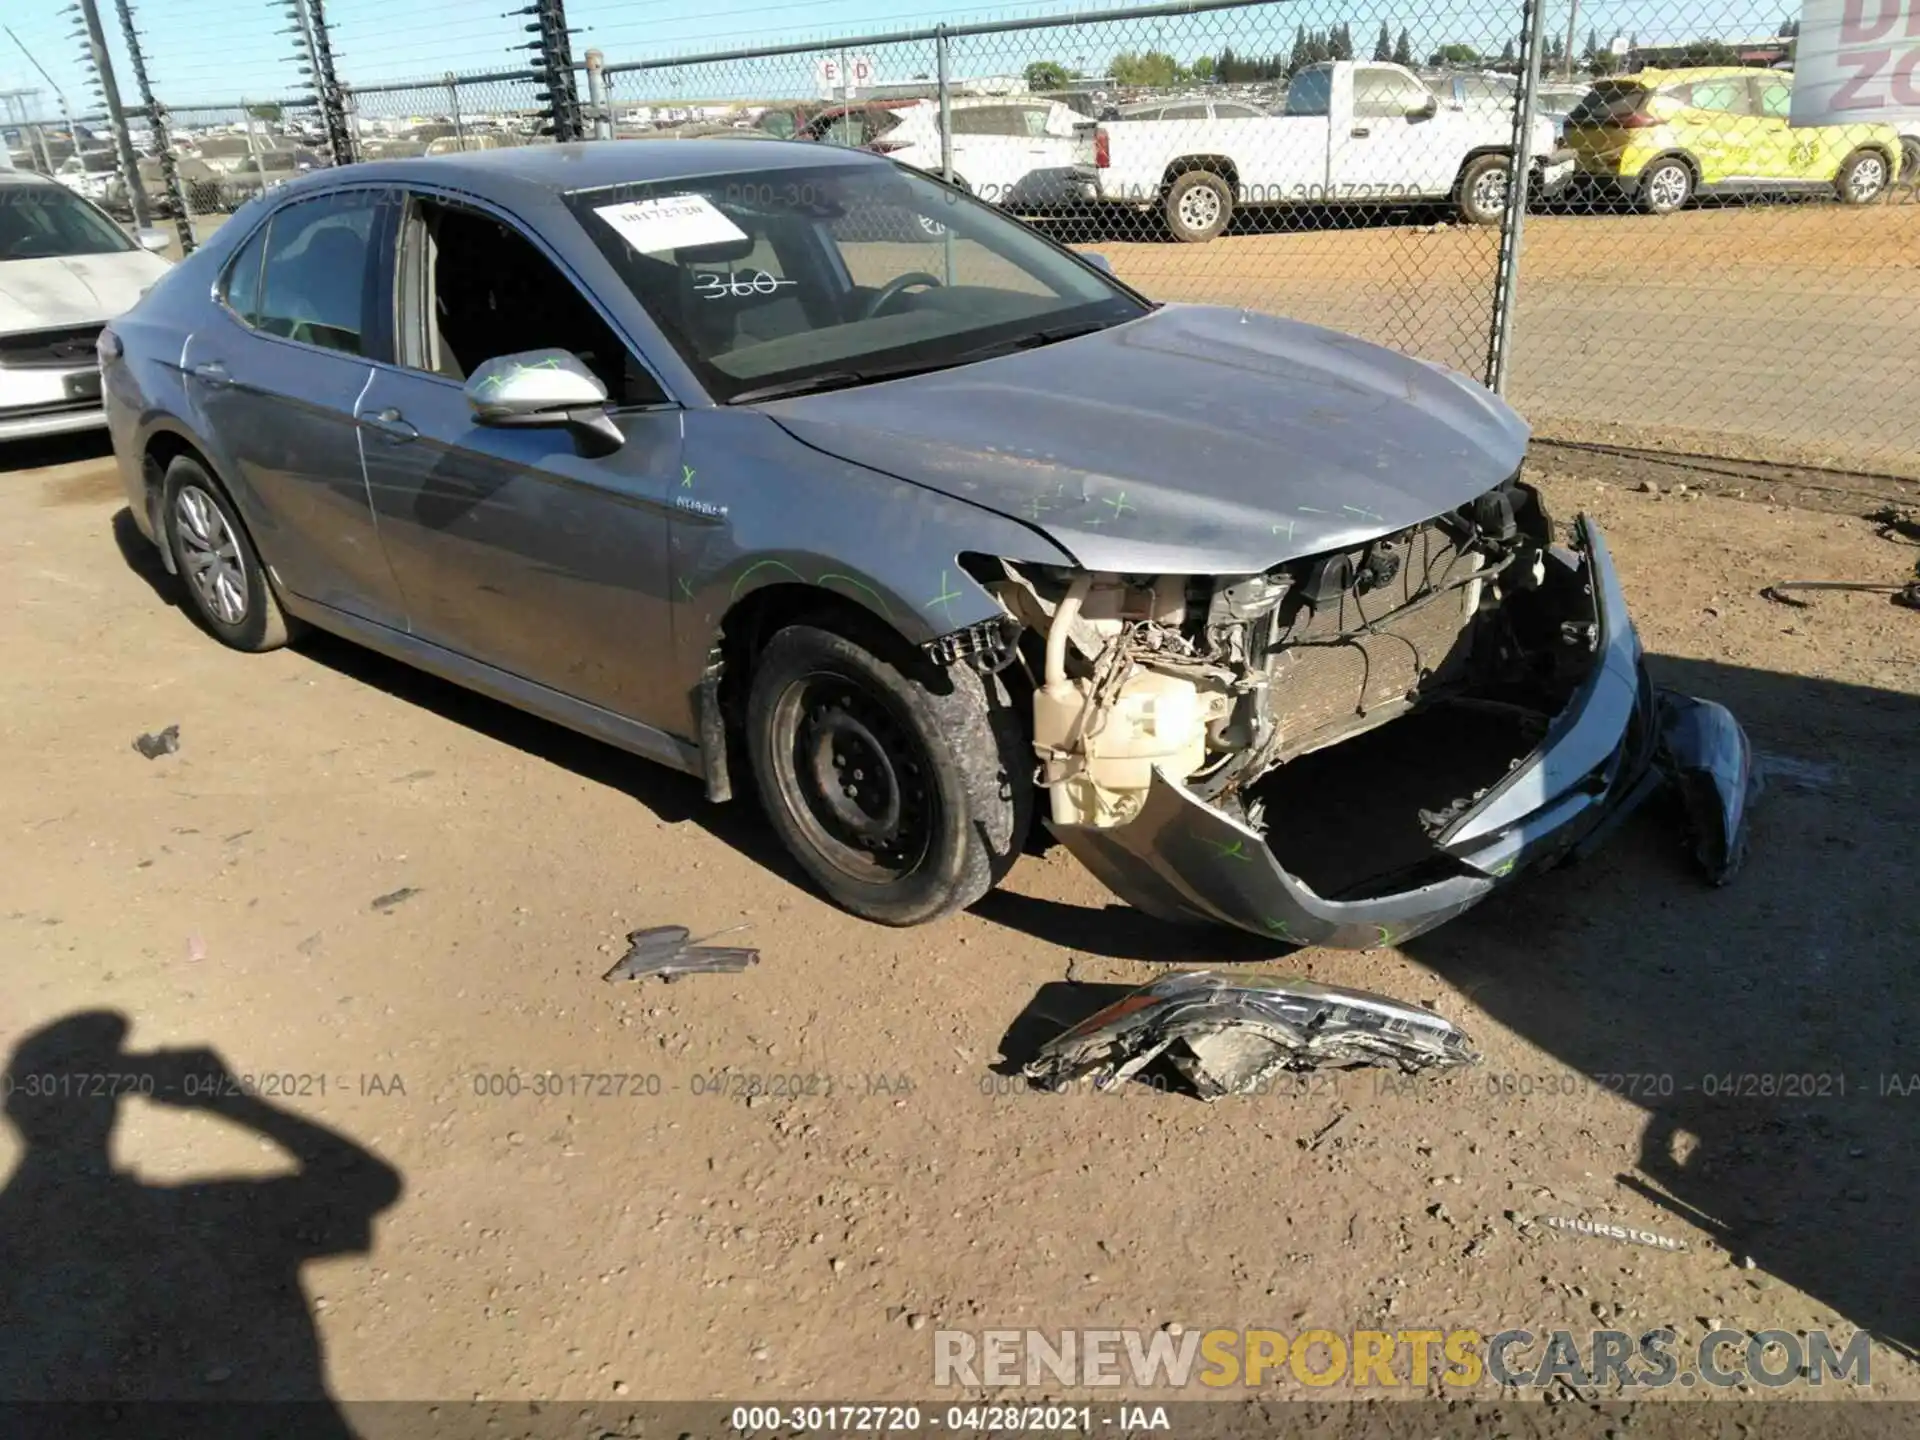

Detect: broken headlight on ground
[971,474,1751,948]
[1022,971,1478,1100]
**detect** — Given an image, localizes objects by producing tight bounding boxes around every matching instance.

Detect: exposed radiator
[1266,525,1481,761]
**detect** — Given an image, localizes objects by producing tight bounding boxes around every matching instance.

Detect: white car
[873,96,1088,211]
[0,172,171,441]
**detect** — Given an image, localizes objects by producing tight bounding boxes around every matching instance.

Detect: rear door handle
[363,407,418,443]
[189,359,229,386]
[1351,126,1371,138]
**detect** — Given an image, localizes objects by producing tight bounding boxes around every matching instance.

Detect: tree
[1584,26,1600,61]
[1023,60,1070,90]
[1499,39,1516,67]
[1189,54,1216,82]
[1590,49,1619,77]
[1393,28,1413,66]
[1374,21,1393,61]
[247,103,282,122]
[1430,42,1480,66]
[1289,24,1308,74]
[1109,49,1185,87]
[1331,23,1353,62]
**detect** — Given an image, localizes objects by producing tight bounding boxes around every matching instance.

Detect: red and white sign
[815,54,878,97]
[1791,0,1920,125]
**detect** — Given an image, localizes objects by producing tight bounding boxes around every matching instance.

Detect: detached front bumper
[1535,149,1578,197]
[1051,517,1753,949]
[0,362,106,441]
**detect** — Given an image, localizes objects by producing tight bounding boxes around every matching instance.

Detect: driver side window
[250,190,379,354]
[395,196,666,407]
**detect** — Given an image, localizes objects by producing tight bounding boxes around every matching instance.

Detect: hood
[0,250,172,335]
[765,304,1530,575]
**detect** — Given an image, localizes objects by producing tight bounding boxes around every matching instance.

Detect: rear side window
[222,222,269,326]
[1754,77,1793,118]
[1163,103,1211,121]
[255,191,378,355]
[1673,79,1751,115]
[1212,101,1266,118]
[1567,82,1649,125]
[1284,67,1333,117]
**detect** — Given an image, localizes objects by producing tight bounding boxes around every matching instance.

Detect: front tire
[1901,136,1920,186]
[1455,153,1511,225]
[1638,157,1694,215]
[161,456,290,652]
[1836,147,1891,205]
[1163,170,1233,243]
[746,624,1030,926]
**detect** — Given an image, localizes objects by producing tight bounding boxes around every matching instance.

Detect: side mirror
[1082,251,1114,274]
[465,348,624,456]
[1409,94,1440,120]
[135,227,170,253]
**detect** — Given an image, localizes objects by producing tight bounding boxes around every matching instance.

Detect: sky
[2,0,1797,120]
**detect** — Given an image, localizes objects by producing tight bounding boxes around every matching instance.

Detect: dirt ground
[3,428,1918,1423]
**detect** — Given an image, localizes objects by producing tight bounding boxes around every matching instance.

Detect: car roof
[272,137,883,204]
[0,171,60,189]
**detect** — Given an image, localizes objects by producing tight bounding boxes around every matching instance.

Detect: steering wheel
[860,271,943,321]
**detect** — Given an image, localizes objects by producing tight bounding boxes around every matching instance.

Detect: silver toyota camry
[103,140,1752,947]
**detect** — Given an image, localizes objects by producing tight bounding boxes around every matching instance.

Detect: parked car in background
[1114,96,1270,121]
[1,171,170,440]
[866,96,1088,212]
[1078,61,1571,240]
[51,151,119,205]
[1561,67,1905,213]
[104,156,229,218]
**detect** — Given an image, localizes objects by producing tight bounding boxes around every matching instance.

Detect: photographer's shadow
[0,1011,402,1431]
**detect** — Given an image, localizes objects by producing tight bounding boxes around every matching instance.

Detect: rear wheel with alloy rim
[1836,148,1890,205]
[746,623,1029,926]
[1638,158,1694,215]
[161,456,290,652]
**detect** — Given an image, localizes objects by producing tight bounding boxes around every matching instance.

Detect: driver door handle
[1351,126,1371,138]
[189,359,230,387]
[363,407,418,443]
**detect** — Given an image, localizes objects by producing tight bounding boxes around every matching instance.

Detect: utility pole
[73,0,150,227]
[110,0,195,250]
[1563,0,1579,81]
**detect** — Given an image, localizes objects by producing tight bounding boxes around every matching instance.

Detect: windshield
[0,183,134,260]
[566,160,1144,404]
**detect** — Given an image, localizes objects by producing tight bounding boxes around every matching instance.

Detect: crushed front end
[974,475,1753,948]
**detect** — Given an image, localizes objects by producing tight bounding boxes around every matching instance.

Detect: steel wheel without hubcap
[1471,167,1507,217]
[1178,185,1221,233]
[174,484,248,625]
[778,672,936,883]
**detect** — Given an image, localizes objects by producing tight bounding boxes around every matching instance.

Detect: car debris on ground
[370,886,421,913]
[603,924,758,983]
[1021,970,1478,1100]
[131,725,180,759]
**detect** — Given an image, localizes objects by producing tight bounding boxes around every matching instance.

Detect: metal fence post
[936,25,953,182]
[585,48,611,139]
[107,0,195,250]
[522,0,582,141]
[1484,0,1546,395]
[76,0,151,228]
[447,74,465,149]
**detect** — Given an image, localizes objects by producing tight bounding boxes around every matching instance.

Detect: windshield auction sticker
[592,193,749,254]
[1792,0,1920,126]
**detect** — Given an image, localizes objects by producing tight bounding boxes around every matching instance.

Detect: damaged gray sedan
[103,140,1751,946]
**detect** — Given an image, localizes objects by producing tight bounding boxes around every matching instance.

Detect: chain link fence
[7,0,1917,476]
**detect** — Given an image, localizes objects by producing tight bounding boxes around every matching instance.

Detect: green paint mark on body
[681,464,696,489]
[1198,836,1255,863]
[925,570,964,626]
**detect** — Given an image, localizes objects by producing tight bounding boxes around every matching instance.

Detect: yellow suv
[1562,67,1906,214]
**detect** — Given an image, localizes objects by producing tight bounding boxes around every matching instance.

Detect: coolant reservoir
[1034,667,1213,826]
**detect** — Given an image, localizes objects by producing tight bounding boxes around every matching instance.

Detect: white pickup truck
[1073,61,1574,241]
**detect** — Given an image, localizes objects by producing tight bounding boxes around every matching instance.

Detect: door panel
[357,371,682,725]
[183,190,403,627]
